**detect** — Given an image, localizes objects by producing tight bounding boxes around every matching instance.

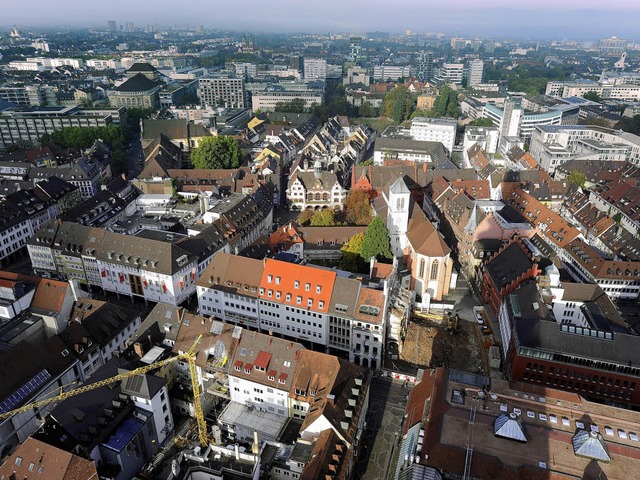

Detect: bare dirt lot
[396,314,487,375]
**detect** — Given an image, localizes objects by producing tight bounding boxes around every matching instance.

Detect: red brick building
[499,282,640,407]
[480,236,541,316]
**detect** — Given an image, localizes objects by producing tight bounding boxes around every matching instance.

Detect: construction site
[391,311,487,375]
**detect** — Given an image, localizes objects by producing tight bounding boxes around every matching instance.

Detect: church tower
[386,177,411,257]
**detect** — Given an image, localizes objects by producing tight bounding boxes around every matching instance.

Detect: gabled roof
[406,216,451,258]
[197,252,264,298]
[260,259,336,313]
[127,62,158,73]
[389,176,411,194]
[142,119,212,141]
[114,73,162,92]
[485,240,536,290]
[503,184,581,249]
[0,437,98,480]
[229,330,303,390]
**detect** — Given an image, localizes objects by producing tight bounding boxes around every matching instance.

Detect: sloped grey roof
[389,176,410,195]
[572,430,611,462]
[494,413,527,442]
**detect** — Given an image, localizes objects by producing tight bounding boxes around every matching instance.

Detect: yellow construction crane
[0,335,211,446]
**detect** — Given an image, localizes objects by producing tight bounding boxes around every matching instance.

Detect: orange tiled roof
[259,259,336,313]
[451,179,491,200]
[353,287,385,325]
[503,184,580,249]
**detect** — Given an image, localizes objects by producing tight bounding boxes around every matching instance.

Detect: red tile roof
[254,351,272,370]
[503,184,580,249]
[371,261,394,280]
[451,179,491,200]
[259,259,336,313]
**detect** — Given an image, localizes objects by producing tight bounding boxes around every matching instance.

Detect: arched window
[430,260,439,281]
[419,259,425,278]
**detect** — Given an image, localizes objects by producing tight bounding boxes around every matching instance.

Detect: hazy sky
[3,0,640,39]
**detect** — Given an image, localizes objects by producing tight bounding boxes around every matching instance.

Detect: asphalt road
[126,136,143,180]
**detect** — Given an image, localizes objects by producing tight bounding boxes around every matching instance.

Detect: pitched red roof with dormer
[259,259,336,313]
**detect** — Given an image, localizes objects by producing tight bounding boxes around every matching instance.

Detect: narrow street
[355,376,411,480]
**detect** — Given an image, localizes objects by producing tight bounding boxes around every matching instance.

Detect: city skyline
[2,0,640,39]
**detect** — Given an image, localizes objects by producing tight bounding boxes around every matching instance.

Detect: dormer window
[275,276,281,285]
[305,283,310,291]
[286,293,292,302]
[296,296,302,305]
[267,274,273,283]
[307,298,313,307]
[316,285,322,294]
[294,280,300,289]
[318,301,324,309]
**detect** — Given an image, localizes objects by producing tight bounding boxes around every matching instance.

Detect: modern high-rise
[234,62,257,80]
[303,58,327,81]
[251,90,323,112]
[197,76,246,109]
[0,106,116,151]
[416,51,434,82]
[409,117,457,155]
[465,59,484,87]
[107,20,117,32]
[450,37,467,50]
[598,36,628,54]
[349,37,365,64]
[373,65,412,81]
[436,63,464,84]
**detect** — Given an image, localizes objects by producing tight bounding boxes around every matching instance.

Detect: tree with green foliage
[567,170,586,188]
[410,109,429,119]
[47,125,128,174]
[124,107,153,135]
[274,98,306,113]
[360,216,392,262]
[345,189,372,225]
[297,209,314,225]
[358,101,378,118]
[583,91,602,102]
[613,212,622,224]
[382,86,413,123]
[430,85,460,118]
[342,232,365,255]
[468,117,494,127]
[339,232,366,272]
[310,208,337,227]
[617,114,640,136]
[190,136,242,169]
